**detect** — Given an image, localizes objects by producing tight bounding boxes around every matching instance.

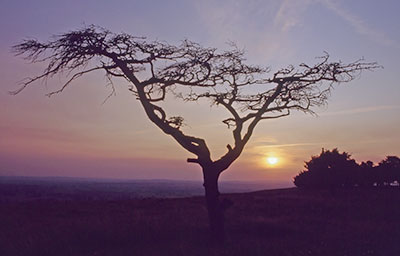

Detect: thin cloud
[255,142,322,148]
[321,105,400,116]
[274,0,399,49]
[319,0,400,48]
[274,0,312,32]
[194,0,298,62]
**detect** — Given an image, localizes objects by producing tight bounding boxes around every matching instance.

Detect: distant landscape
[1,176,400,256]
[0,176,291,200]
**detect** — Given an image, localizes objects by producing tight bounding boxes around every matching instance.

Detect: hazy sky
[1,0,399,185]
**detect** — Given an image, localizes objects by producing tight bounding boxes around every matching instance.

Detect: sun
[266,156,279,166]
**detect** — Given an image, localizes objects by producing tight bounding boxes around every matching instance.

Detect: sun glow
[266,156,279,166]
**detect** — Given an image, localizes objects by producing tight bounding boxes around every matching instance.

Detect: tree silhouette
[13,26,379,243]
[359,161,375,187]
[293,148,359,189]
[377,156,400,186]
[294,150,400,189]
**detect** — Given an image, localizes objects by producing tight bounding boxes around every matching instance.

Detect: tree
[294,152,400,189]
[13,26,379,243]
[293,148,359,189]
[377,156,400,186]
[358,160,376,187]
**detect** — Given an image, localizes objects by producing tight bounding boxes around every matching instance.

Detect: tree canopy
[13,26,380,172]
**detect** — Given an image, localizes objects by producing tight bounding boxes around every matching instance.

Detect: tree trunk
[203,167,225,245]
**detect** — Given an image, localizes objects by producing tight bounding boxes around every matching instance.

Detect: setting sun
[266,157,279,166]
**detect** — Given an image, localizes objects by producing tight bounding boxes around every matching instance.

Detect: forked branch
[12,25,381,172]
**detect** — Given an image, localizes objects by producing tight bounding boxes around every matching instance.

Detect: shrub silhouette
[358,161,375,187]
[294,150,400,189]
[294,148,358,188]
[377,156,400,186]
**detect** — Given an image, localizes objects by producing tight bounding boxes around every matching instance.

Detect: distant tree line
[293,149,400,189]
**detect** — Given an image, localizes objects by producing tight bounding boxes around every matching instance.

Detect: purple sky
[1,0,399,185]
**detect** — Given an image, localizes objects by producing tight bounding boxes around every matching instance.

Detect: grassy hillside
[1,186,399,256]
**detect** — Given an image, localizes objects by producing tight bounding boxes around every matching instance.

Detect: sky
[0,0,399,186]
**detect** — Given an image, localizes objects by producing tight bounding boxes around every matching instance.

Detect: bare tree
[13,26,379,243]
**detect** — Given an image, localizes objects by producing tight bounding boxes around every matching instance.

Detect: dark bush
[377,156,400,186]
[294,149,358,188]
[294,149,400,189]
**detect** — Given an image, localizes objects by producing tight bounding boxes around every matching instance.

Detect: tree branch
[12,25,381,174]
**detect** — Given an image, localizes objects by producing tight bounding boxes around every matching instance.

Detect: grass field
[1,183,399,256]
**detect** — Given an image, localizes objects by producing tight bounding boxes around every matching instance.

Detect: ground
[1,182,399,256]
